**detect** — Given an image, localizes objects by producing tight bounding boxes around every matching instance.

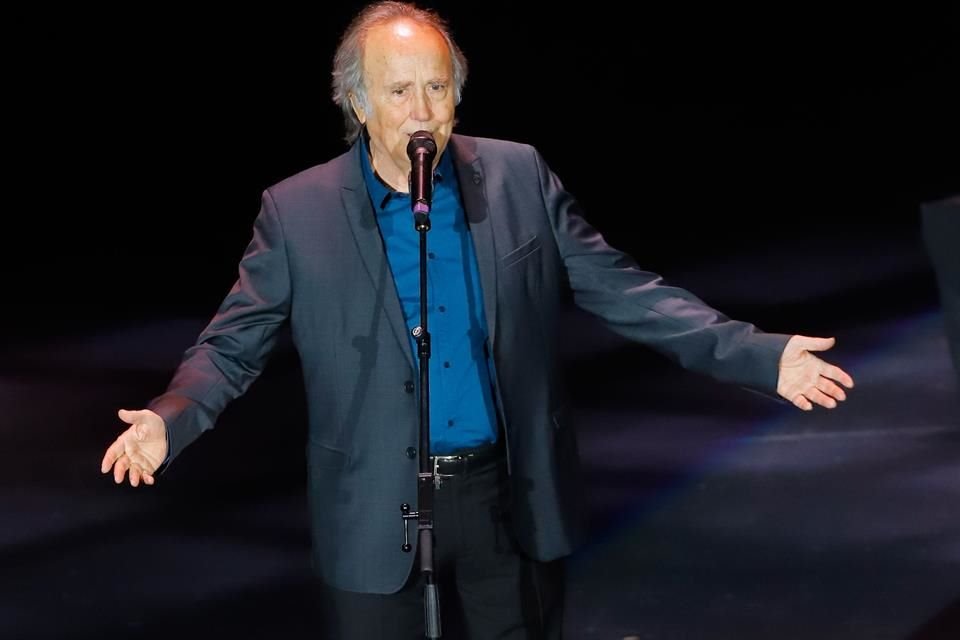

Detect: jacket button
[404,380,415,393]
[405,447,417,459]
[472,173,481,184]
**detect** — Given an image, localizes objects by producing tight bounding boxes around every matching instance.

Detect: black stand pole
[400,131,441,639]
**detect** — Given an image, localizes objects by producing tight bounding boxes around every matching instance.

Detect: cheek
[435,100,456,123]
[368,104,404,130]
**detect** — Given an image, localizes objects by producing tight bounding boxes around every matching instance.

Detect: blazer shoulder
[453,133,540,161]
[451,135,550,187]
[266,147,355,203]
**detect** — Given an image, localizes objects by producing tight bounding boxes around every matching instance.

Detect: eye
[429,82,446,93]
[392,87,407,97]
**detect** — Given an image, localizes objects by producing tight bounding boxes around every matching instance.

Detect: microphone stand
[400,133,442,639]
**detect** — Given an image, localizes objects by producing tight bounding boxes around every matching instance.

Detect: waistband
[429,440,504,476]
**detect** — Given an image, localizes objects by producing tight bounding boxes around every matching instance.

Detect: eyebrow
[385,78,449,90]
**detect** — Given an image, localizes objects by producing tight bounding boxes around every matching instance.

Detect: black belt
[430,441,503,476]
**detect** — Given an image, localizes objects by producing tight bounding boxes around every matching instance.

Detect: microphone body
[407,131,438,215]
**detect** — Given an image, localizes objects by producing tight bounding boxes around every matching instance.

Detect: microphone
[406,131,438,216]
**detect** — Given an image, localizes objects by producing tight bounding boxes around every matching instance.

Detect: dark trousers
[318,454,565,639]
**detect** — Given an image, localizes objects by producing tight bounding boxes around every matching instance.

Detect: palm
[778,349,819,397]
[776,335,855,411]
[101,409,169,486]
[121,422,166,467]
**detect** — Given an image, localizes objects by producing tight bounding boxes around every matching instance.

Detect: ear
[348,93,365,124]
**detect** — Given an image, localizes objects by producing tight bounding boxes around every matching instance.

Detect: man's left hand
[777,335,855,411]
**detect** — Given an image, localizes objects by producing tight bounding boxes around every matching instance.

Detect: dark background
[7,2,958,340]
[2,4,959,638]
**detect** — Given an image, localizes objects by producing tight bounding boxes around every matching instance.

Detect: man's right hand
[100,409,169,487]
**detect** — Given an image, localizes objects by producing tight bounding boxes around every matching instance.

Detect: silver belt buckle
[432,455,457,489]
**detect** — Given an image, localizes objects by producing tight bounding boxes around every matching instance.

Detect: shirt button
[443,361,450,368]
[404,380,415,393]
[428,252,436,259]
[405,447,417,459]
[447,420,454,427]
[438,305,446,312]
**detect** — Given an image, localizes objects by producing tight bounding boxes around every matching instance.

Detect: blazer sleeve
[531,146,790,395]
[148,188,293,464]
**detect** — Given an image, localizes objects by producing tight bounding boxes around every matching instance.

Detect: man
[100,2,854,637]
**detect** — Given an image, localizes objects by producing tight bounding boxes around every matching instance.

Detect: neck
[370,152,408,193]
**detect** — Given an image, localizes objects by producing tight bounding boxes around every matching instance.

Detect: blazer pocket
[501,235,541,269]
[308,440,349,469]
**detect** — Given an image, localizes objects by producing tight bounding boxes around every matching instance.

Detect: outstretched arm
[529,145,856,401]
[105,188,292,474]
[777,335,855,410]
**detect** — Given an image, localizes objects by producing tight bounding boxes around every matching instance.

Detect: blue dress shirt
[359,137,498,455]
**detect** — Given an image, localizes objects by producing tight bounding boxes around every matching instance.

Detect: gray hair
[331,1,468,144]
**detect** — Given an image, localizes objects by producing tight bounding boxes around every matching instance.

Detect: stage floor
[3,236,958,639]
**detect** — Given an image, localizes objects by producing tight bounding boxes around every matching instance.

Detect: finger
[791,394,813,411]
[113,454,130,484]
[143,473,155,486]
[816,377,847,402]
[822,363,854,388]
[806,387,838,409]
[118,408,148,425]
[129,465,141,488]
[101,438,126,473]
[800,336,836,352]
[126,450,156,476]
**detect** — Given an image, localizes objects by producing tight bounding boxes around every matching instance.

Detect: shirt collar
[359,129,452,211]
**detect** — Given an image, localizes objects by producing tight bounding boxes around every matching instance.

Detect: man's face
[354,19,455,189]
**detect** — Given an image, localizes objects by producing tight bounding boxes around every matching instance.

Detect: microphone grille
[407,130,437,156]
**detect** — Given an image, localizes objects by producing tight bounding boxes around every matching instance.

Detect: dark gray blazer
[149,134,790,594]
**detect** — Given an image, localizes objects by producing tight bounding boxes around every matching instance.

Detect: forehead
[363,19,452,80]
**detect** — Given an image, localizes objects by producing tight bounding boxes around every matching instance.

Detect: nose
[410,87,432,123]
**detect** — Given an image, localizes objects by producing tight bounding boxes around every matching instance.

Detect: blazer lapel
[451,136,498,348]
[341,144,415,369]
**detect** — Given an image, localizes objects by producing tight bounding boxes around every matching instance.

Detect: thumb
[117,408,147,425]
[795,335,836,352]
